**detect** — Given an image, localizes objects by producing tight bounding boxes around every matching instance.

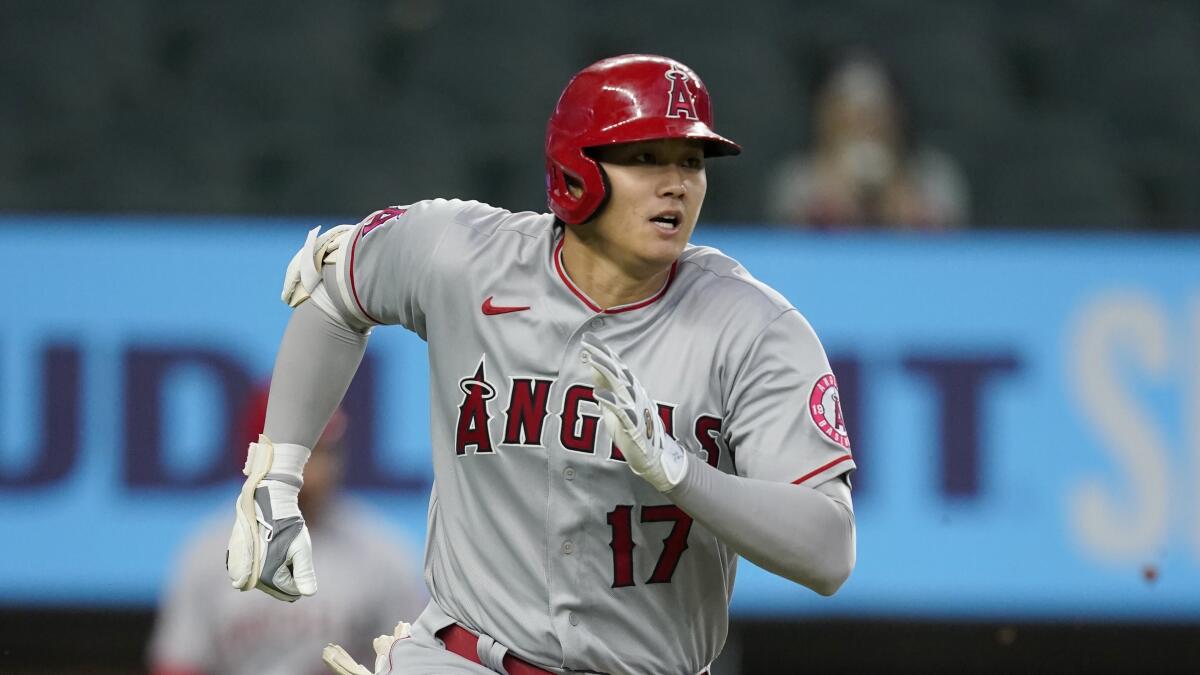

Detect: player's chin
[638,236,688,269]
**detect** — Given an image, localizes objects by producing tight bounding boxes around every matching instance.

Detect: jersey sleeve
[724,309,856,487]
[332,199,460,335]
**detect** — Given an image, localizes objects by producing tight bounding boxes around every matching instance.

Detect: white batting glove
[582,334,689,492]
[282,224,354,308]
[322,621,413,675]
[226,435,318,602]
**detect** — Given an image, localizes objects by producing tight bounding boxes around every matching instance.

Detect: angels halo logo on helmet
[545,54,742,225]
[664,66,700,121]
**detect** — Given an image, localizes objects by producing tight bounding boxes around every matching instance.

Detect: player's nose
[656,167,688,199]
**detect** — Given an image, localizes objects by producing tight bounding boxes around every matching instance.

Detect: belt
[435,623,709,675]
[437,624,553,675]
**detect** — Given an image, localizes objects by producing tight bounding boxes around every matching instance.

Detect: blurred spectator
[147,384,427,675]
[766,49,970,230]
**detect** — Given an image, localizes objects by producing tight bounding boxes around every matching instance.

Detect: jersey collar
[552,237,677,315]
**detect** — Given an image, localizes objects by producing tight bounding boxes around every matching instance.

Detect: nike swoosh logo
[482,296,531,316]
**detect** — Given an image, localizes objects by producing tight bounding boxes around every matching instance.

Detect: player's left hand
[322,621,412,675]
[582,334,689,492]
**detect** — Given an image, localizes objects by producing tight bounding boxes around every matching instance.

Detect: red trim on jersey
[348,224,385,325]
[553,238,677,314]
[791,454,854,485]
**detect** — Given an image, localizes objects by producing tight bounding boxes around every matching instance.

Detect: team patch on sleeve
[341,206,409,326]
[808,373,850,450]
[360,207,407,238]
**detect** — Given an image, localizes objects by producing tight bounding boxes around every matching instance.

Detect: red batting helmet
[545,54,742,225]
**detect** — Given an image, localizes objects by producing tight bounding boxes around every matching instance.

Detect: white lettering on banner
[1067,292,1170,562]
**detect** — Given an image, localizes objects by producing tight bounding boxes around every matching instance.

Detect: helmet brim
[582,117,742,157]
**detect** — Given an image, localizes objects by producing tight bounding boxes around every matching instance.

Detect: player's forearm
[262,300,369,447]
[666,456,855,596]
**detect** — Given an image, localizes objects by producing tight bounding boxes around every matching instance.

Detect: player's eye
[633,152,656,164]
[682,156,704,170]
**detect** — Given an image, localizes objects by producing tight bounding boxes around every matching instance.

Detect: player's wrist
[243,435,311,482]
[658,437,689,490]
[241,437,311,519]
[631,436,689,493]
[267,442,311,483]
[260,479,303,519]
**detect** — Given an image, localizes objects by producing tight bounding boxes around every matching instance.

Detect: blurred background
[2,0,1199,673]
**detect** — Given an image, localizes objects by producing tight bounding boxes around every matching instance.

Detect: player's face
[586,138,707,274]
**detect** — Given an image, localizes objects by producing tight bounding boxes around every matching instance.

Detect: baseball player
[225,54,856,675]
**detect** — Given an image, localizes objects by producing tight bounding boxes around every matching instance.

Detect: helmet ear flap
[547,148,607,224]
[589,163,612,224]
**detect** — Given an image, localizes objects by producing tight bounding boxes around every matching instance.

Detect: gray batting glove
[226,435,318,602]
[581,333,689,492]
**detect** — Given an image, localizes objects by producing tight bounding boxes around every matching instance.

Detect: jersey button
[562,540,575,555]
[563,467,576,480]
[568,612,579,626]
[589,317,605,329]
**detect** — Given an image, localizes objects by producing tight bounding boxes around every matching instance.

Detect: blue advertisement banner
[2,216,1198,620]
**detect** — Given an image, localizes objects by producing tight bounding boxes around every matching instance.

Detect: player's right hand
[226,435,318,602]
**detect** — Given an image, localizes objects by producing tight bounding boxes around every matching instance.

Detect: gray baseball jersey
[150,500,427,675]
[335,199,855,674]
